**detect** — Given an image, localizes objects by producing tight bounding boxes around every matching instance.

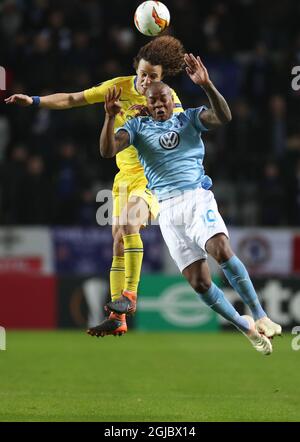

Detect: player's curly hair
[133,35,185,78]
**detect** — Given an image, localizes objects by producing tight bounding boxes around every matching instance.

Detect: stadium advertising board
[57,275,135,330]
[136,275,219,331]
[0,275,56,328]
[221,277,300,330]
[228,228,293,275]
[0,228,54,275]
[53,226,164,275]
[57,276,108,328]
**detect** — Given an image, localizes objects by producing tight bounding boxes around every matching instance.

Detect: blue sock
[221,255,266,320]
[200,283,250,332]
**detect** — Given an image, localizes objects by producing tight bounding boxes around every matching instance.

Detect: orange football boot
[86,312,127,337]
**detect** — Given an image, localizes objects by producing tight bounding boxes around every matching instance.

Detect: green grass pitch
[0,331,299,422]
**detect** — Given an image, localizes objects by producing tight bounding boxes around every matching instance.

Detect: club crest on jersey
[159,131,180,150]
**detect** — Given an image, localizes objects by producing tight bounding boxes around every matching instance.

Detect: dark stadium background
[1,0,300,424]
[1,0,300,226]
[0,0,299,330]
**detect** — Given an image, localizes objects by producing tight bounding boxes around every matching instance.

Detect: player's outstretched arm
[4,91,87,109]
[184,53,232,129]
[100,86,130,158]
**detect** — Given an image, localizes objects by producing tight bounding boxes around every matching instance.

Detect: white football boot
[242,315,273,356]
[255,317,282,338]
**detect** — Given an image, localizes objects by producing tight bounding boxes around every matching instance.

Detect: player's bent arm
[5,91,88,109]
[100,115,130,158]
[200,82,232,129]
[184,54,231,129]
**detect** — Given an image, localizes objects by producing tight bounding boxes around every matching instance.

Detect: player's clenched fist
[4,94,33,106]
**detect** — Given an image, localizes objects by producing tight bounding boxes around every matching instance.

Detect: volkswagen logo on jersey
[159,131,180,150]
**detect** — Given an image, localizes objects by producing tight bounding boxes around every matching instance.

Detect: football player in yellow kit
[5,36,185,336]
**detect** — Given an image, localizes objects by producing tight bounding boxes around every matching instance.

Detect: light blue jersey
[117,107,209,201]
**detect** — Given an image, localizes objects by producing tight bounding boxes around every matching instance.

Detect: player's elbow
[210,110,232,128]
[68,92,85,108]
[101,152,114,159]
[100,144,114,158]
[225,110,232,123]
[68,93,77,107]
[100,148,111,158]
[221,109,232,124]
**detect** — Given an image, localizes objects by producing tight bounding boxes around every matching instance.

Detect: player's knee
[189,276,211,294]
[119,224,140,236]
[211,236,232,263]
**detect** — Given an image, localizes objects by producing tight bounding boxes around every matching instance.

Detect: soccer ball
[134,1,170,37]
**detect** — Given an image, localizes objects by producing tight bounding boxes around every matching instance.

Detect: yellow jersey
[84,75,183,173]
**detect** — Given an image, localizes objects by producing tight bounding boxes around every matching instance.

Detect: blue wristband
[31,96,40,106]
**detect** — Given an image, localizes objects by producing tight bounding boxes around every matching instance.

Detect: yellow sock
[110,256,125,302]
[124,233,143,293]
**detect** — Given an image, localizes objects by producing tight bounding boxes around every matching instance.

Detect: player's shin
[123,233,143,294]
[198,282,250,332]
[220,255,266,321]
[105,233,143,315]
[110,256,125,302]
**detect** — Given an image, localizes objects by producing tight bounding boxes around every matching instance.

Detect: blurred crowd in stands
[0,0,300,226]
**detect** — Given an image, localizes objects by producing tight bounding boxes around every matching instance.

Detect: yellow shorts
[112,170,159,219]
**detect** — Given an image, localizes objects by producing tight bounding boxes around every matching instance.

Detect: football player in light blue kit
[100,53,281,355]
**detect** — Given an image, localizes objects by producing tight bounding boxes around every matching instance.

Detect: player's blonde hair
[133,35,185,78]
